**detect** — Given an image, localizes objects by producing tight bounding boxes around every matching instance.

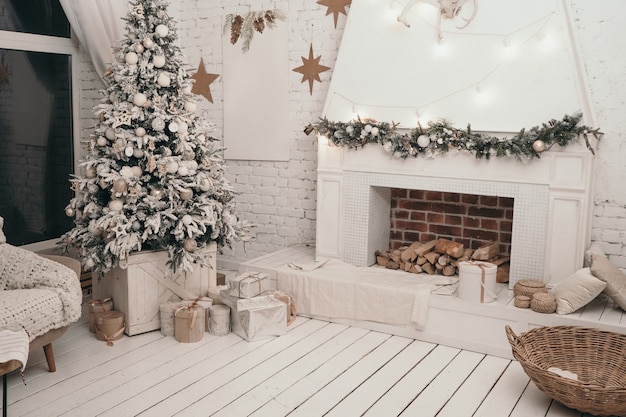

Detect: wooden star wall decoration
[191,57,220,103]
[293,44,331,95]
[317,0,352,28]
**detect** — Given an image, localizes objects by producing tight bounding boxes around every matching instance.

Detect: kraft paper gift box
[227,271,271,299]
[174,304,205,343]
[220,290,287,341]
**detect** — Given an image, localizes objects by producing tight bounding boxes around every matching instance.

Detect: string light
[326,10,559,126]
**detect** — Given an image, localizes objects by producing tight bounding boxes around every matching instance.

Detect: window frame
[0,28,82,251]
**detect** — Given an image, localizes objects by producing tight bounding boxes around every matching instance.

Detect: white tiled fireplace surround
[315,140,595,287]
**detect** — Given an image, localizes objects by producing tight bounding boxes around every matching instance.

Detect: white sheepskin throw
[0,244,83,340]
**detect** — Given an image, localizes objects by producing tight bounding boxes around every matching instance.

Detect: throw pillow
[583,241,605,267]
[550,268,606,315]
[590,253,626,311]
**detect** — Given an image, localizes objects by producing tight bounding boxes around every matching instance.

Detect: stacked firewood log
[375,239,510,282]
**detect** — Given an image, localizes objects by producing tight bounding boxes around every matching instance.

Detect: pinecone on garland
[253,16,265,33]
[265,10,276,24]
[230,14,243,44]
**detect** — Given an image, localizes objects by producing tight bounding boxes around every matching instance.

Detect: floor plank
[436,354,511,417]
[287,335,413,417]
[249,330,392,417]
[179,322,351,416]
[362,345,460,417]
[211,326,371,417]
[472,360,530,417]
[325,339,436,417]
[398,350,484,417]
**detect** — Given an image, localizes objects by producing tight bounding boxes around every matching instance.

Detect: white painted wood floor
[3,303,596,417]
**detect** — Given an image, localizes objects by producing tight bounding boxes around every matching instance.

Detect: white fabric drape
[59,0,128,81]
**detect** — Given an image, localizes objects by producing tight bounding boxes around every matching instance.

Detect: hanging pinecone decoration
[253,15,265,33]
[265,10,276,25]
[230,14,243,44]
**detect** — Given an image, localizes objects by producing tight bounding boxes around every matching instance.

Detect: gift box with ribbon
[88,298,114,333]
[95,310,125,346]
[227,271,271,299]
[174,303,205,343]
[220,290,287,341]
[457,261,498,303]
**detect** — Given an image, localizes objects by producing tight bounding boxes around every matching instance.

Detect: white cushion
[583,241,605,267]
[550,268,606,315]
[590,253,626,311]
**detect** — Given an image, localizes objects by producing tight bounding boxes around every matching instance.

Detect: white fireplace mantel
[315,140,595,287]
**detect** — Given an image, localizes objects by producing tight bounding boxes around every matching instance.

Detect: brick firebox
[389,188,514,257]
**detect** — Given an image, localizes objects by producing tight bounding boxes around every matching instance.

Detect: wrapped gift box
[227,271,271,299]
[174,304,205,343]
[220,290,286,341]
[457,261,498,303]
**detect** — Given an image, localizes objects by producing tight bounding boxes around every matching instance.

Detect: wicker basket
[530,292,556,314]
[513,279,547,298]
[505,325,626,417]
[514,295,531,308]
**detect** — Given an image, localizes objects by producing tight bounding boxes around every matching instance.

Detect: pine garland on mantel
[307,113,603,161]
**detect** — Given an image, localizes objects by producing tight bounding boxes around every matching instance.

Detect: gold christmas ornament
[150,188,164,199]
[183,238,197,252]
[142,37,154,49]
[113,178,128,193]
[108,199,124,212]
[179,188,193,200]
[131,166,143,177]
[65,207,75,217]
[85,166,97,178]
[533,139,546,153]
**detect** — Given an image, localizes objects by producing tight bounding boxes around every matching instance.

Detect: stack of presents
[89,271,296,344]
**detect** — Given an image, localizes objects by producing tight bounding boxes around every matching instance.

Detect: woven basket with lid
[530,292,556,314]
[513,279,547,298]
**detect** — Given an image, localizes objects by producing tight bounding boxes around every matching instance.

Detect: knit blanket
[0,244,83,341]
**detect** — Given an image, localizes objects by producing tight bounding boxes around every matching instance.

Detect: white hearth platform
[238,245,626,359]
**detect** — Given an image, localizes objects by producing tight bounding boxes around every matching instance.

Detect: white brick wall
[75,0,626,269]
[572,0,626,271]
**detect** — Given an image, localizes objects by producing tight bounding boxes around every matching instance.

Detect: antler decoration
[397,0,478,41]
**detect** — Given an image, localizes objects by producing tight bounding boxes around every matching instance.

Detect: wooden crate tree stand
[93,242,217,336]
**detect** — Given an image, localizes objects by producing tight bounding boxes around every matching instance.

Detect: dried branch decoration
[224,9,286,52]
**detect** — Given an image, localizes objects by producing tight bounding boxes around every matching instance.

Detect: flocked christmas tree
[61,0,250,274]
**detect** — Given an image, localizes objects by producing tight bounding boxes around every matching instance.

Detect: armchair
[0,218,83,372]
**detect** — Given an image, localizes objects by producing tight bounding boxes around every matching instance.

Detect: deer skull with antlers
[398,0,478,40]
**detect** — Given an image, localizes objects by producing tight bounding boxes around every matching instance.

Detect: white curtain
[59,0,128,81]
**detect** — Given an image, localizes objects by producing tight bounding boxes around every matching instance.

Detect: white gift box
[227,271,271,299]
[457,261,498,303]
[220,290,286,341]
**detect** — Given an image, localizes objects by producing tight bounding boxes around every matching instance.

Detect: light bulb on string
[536,29,546,41]
[351,104,359,121]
